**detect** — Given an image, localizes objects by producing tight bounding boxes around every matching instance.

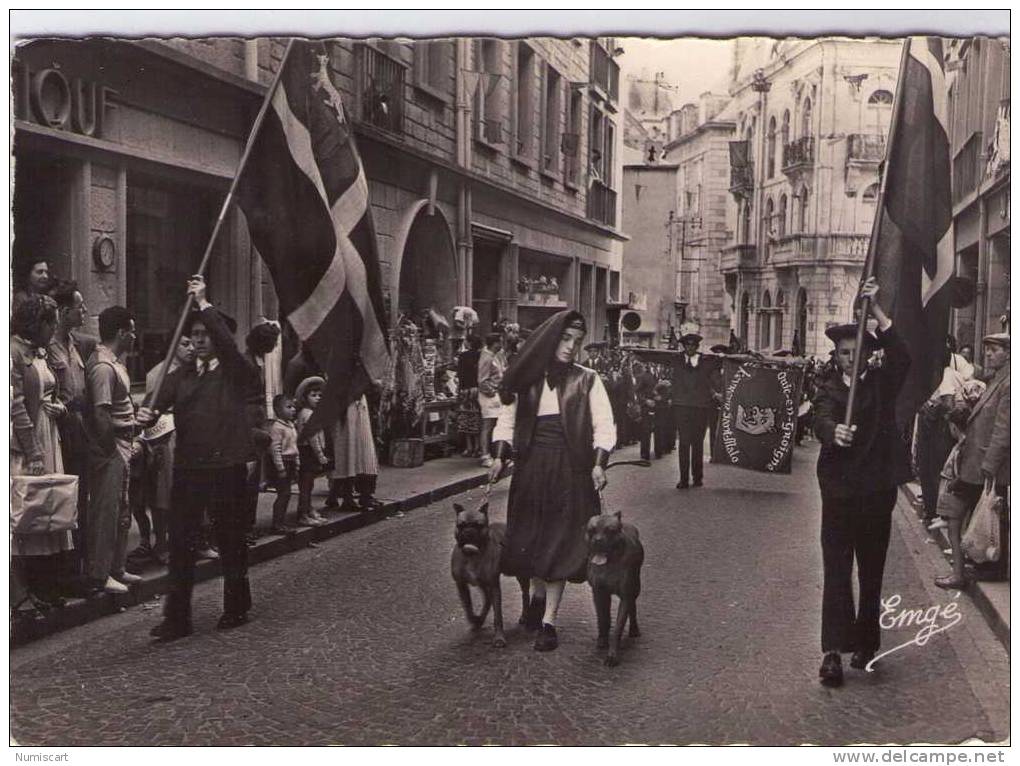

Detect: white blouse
[492,372,617,451]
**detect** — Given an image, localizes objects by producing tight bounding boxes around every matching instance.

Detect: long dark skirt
[502,416,600,583]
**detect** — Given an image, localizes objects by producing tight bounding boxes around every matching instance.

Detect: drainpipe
[975,196,989,360]
[244,40,259,82]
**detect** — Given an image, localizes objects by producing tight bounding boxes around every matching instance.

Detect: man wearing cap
[138,276,260,641]
[671,332,721,489]
[813,277,911,687]
[934,332,1010,589]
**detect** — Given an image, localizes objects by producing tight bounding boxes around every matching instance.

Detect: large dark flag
[713,358,805,474]
[236,41,389,437]
[869,37,953,428]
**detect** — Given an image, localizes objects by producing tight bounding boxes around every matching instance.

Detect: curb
[899,485,1010,652]
[10,470,491,648]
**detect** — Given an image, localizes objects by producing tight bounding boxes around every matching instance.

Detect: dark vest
[513,364,597,472]
[671,355,716,408]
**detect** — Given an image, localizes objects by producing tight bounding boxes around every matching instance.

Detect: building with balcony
[720,38,900,356]
[945,37,1010,353]
[12,36,626,380]
[618,92,733,348]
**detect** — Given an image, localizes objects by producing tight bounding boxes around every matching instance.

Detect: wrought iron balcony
[587,179,617,227]
[846,134,886,164]
[782,136,815,174]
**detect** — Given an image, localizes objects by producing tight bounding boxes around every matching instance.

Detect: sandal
[934,575,969,590]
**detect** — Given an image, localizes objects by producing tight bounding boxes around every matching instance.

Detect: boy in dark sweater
[138,276,260,641]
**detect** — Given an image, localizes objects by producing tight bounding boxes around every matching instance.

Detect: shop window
[413,40,453,102]
[472,38,506,146]
[513,42,536,160]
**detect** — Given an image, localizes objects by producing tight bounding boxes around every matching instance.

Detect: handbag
[961,482,1002,564]
[10,474,79,536]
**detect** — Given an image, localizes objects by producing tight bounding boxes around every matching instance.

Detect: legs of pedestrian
[153,468,206,641]
[356,473,381,510]
[638,422,651,461]
[851,489,895,662]
[211,464,251,629]
[675,408,692,488]
[689,409,708,486]
[270,460,295,532]
[820,495,855,686]
[534,579,565,651]
[86,441,132,593]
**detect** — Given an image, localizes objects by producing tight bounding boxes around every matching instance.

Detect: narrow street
[10,442,1009,746]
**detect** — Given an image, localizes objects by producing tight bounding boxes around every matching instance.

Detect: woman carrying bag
[10,294,77,610]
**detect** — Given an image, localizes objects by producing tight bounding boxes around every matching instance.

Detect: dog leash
[481,458,650,506]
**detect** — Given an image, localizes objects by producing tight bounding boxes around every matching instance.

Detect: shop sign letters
[15,61,118,139]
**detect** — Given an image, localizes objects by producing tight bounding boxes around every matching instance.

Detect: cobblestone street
[10,443,1009,746]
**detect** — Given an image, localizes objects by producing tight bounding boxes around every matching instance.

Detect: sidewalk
[10,455,493,647]
[899,482,1010,651]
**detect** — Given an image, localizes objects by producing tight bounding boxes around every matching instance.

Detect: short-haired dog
[586,511,644,666]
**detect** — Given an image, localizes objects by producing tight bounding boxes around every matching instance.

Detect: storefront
[12,39,262,382]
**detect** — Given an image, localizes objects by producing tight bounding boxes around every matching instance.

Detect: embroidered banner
[713,358,805,474]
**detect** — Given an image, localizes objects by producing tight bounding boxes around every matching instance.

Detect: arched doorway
[392,203,458,325]
[796,287,808,354]
[739,291,751,349]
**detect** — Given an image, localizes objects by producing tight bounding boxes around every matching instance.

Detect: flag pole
[843,37,912,427]
[145,38,297,410]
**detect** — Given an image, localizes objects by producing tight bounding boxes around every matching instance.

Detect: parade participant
[11,294,73,607]
[489,310,616,652]
[47,281,95,586]
[671,333,720,489]
[294,377,329,526]
[477,333,506,468]
[631,361,657,461]
[934,333,1009,589]
[456,335,483,458]
[813,277,911,687]
[652,379,675,458]
[243,322,282,543]
[85,305,142,595]
[138,276,260,640]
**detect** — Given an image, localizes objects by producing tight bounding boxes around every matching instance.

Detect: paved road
[10,443,1009,745]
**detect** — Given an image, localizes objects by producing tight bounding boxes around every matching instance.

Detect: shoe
[849,650,876,670]
[126,543,153,563]
[818,652,843,687]
[934,574,969,590]
[115,571,143,584]
[216,612,249,631]
[295,514,324,527]
[338,499,360,514]
[323,496,340,510]
[534,623,559,652]
[196,547,220,561]
[358,496,383,511]
[693,479,703,487]
[481,456,494,468]
[927,517,949,531]
[676,481,689,490]
[525,597,546,631]
[310,509,328,523]
[103,576,129,594]
[150,620,192,642]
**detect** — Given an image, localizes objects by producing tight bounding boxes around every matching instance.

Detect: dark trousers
[707,405,720,460]
[164,464,251,626]
[636,418,652,460]
[916,415,954,520]
[243,458,262,531]
[654,410,675,457]
[820,487,897,653]
[675,406,709,485]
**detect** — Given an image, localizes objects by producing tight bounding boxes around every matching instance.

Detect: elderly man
[671,333,721,489]
[935,333,1010,589]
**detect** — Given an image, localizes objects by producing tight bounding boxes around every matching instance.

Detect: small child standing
[295,376,329,527]
[268,394,302,534]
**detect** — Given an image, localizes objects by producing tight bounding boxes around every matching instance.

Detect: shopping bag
[10,474,79,536]
[961,483,1001,564]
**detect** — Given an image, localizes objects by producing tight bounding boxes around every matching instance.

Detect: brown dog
[450,502,529,647]
[586,511,644,666]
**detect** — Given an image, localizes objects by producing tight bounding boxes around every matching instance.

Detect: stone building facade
[720,38,901,357]
[618,91,733,348]
[945,37,1010,354]
[12,36,625,382]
